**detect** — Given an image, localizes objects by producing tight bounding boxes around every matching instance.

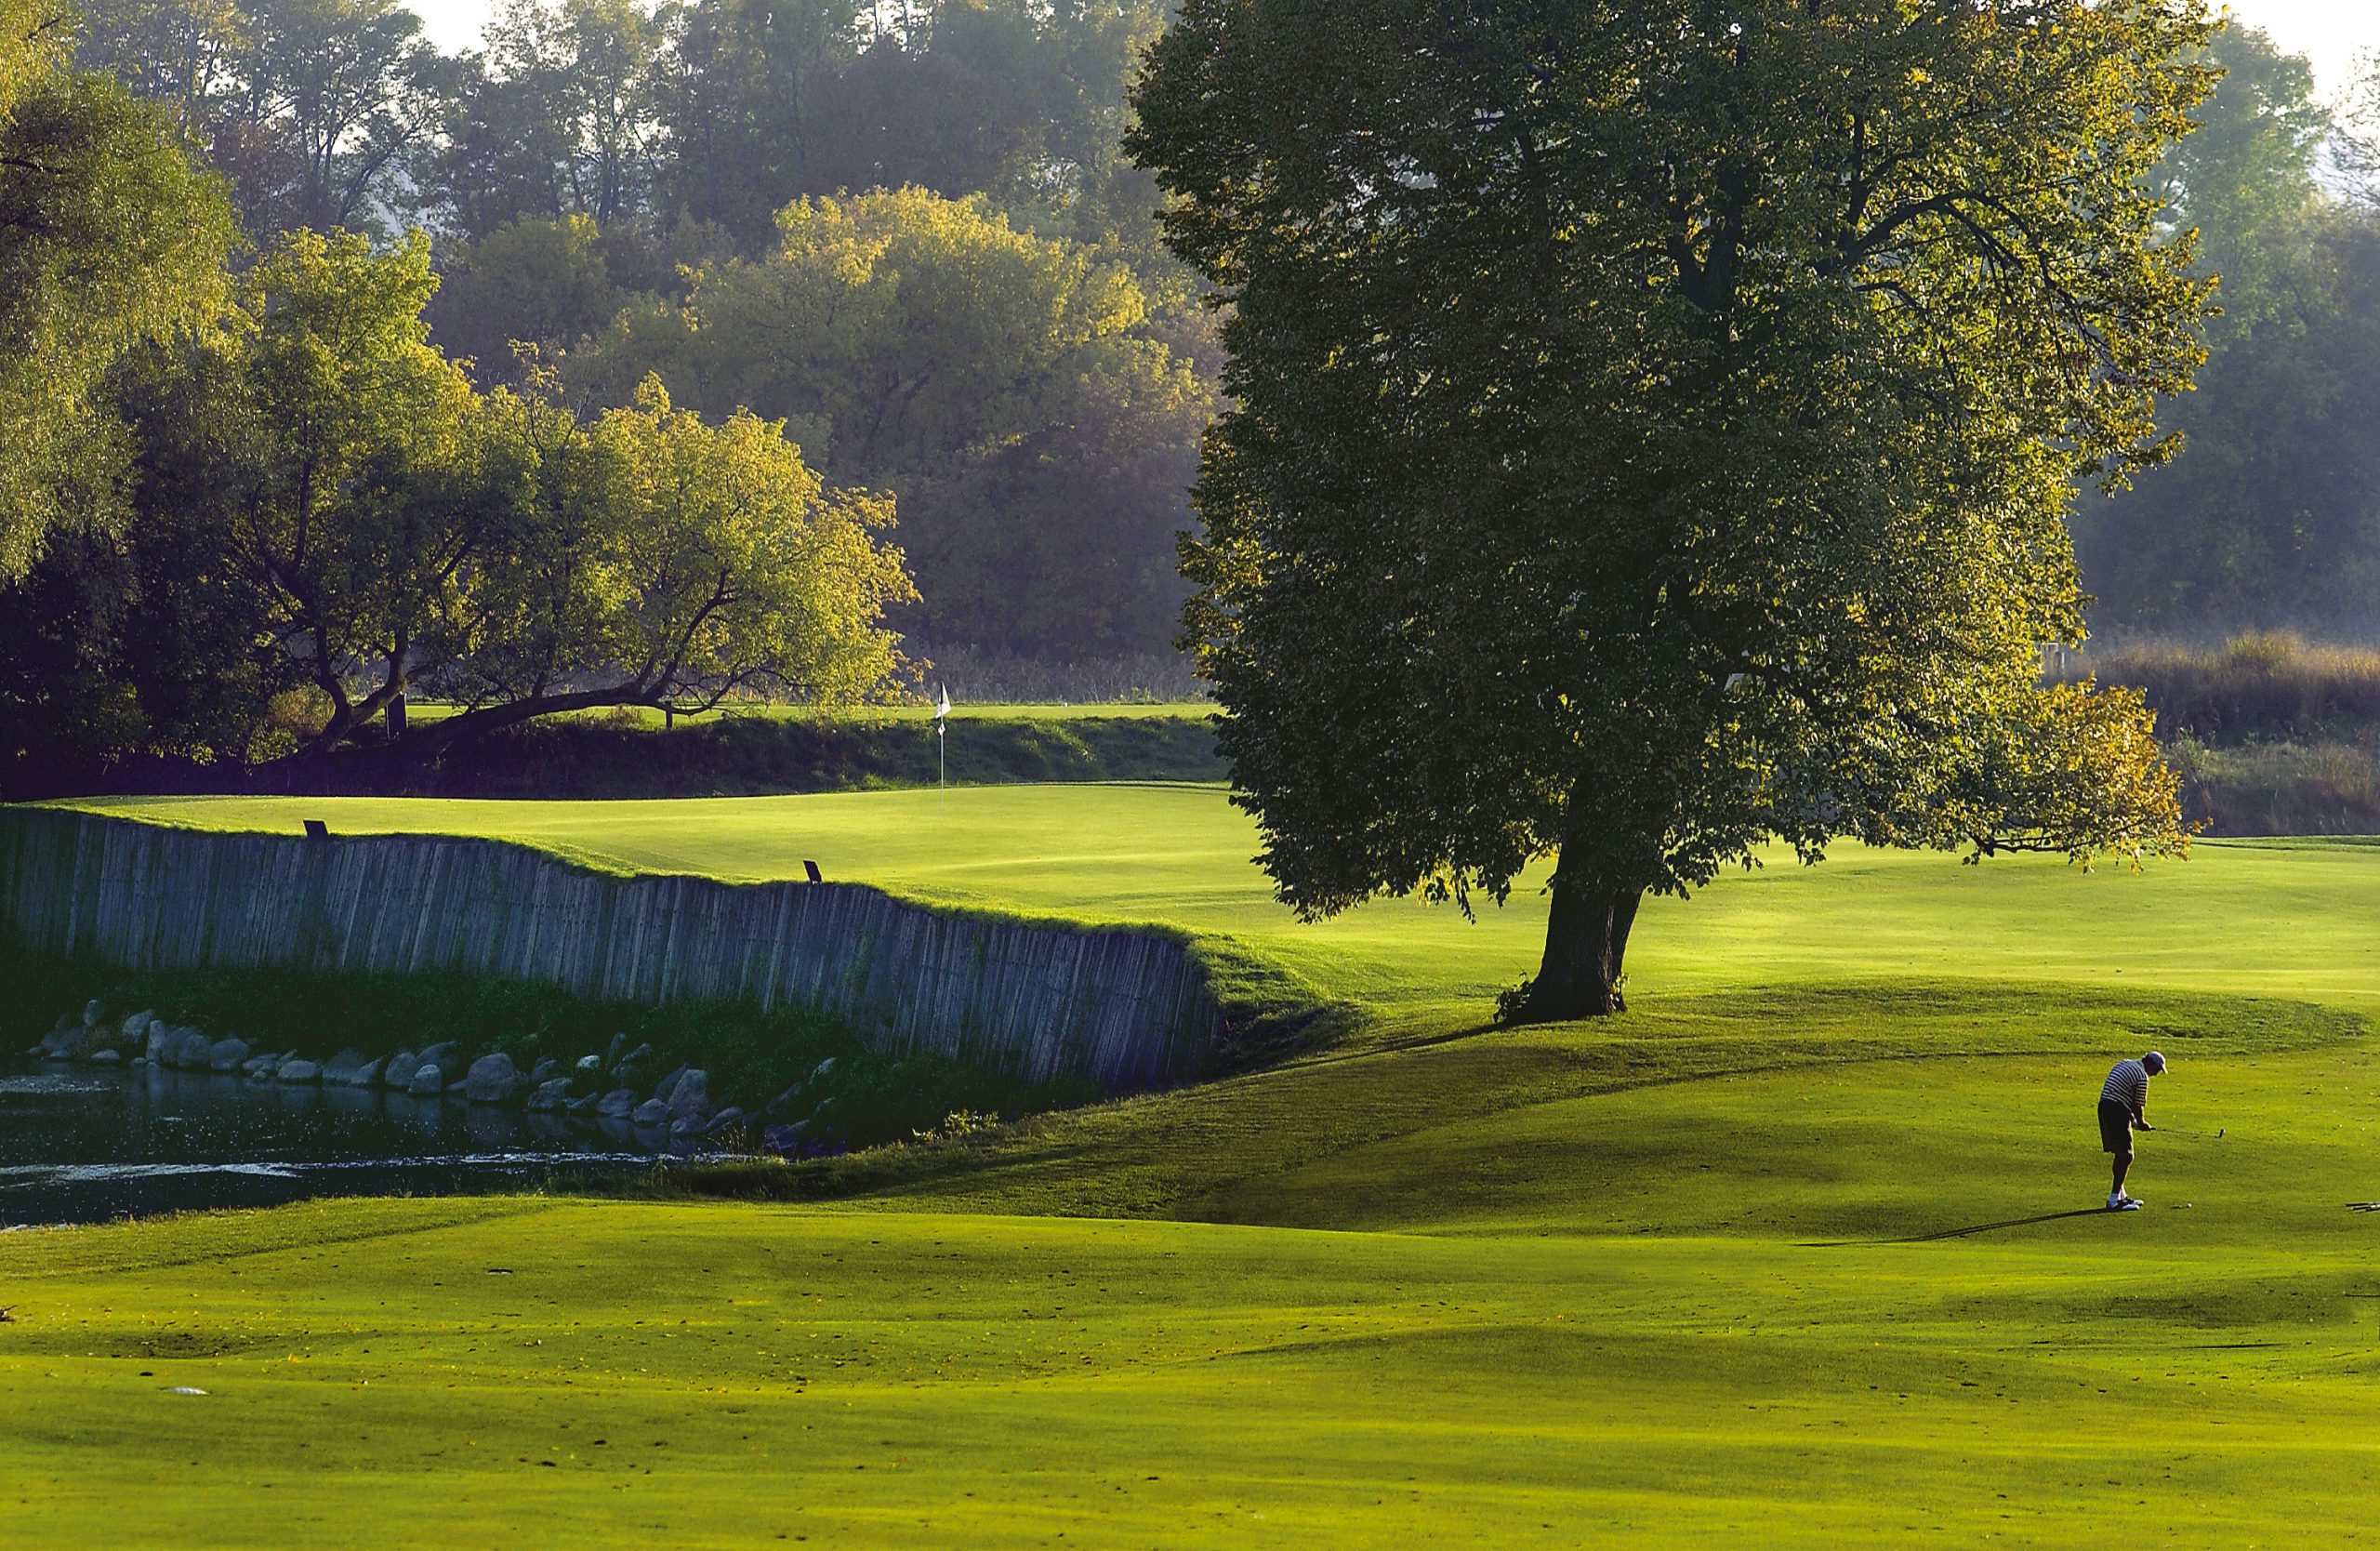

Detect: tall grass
[2059,631,2380,742]
[2163,736,2380,837]
[906,644,1207,704]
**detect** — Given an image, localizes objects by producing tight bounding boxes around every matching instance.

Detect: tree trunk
[1519,868,1641,1021]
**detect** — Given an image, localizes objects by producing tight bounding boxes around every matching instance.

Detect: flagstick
[934,682,952,808]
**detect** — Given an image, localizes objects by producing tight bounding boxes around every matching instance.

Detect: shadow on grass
[1803,1207,2113,1247]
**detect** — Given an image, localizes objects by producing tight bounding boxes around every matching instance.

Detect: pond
[0,1061,701,1227]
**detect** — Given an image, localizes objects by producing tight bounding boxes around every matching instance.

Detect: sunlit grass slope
[18,789,2380,1544]
[9,1024,2380,1547]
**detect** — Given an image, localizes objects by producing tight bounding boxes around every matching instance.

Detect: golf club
[2157,1125,2227,1141]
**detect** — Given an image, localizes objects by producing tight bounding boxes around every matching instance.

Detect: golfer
[2098,1051,2165,1211]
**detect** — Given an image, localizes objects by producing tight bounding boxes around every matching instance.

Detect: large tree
[1131,0,2214,1018]
[1,0,237,579]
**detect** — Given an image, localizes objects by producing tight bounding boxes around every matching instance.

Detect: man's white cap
[2143,1051,2166,1074]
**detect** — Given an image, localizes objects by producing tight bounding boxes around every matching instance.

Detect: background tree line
[3,3,913,794]
[66,0,1216,660]
[47,0,2380,660]
[4,0,1214,790]
[13,0,2380,802]
[2077,27,2380,634]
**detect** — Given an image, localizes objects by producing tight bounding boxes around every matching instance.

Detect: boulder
[82,999,104,1028]
[406,1063,444,1096]
[89,1048,122,1064]
[415,1041,460,1077]
[463,1053,523,1105]
[528,1056,559,1085]
[277,1058,321,1084]
[563,1092,601,1115]
[762,1122,808,1157]
[207,1038,251,1073]
[525,1078,571,1112]
[144,1023,173,1062]
[595,1089,638,1119]
[121,1008,159,1041]
[809,1056,838,1084]
[630,1098,670,1126]
[669,1114,707,1139]
[651,1066,688,1104]
[704,1107,747,1135]
[665,1068,708,1124]
[763,1084,804,1122]
[64,1027,103,1058]
[241,1054,276,1077]
[611,1041,652,1078]
[381,1050,417,1088]
[170,1029,213,1069]
[322,1049,376,1085]
[604,1031,628,1066]
[575,1053,604,1075]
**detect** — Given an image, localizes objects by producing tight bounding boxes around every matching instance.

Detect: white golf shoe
[2108,1192,2142,1211]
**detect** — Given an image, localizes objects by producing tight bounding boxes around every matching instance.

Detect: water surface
[1,1062,692,1226]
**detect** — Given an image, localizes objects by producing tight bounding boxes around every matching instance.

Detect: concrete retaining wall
[0,808,1221,1092]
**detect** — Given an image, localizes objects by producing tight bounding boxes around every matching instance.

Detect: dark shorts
[2098,1098,2135,1156]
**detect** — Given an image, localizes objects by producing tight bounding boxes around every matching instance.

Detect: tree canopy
[2075,29,2380,631]
[0,222,913,792]
[572,186,1214,655]
[1,0,237,578]
[1131,0,2213,1017]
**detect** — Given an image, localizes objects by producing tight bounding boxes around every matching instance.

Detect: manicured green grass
[10,1026,2380,1545]
[53,788,2380,1016]
[16,788,2380,1544]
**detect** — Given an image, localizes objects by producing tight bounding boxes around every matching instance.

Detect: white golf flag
[935,684,951,721]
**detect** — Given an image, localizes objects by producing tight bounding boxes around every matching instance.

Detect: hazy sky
[405,1,2376,97]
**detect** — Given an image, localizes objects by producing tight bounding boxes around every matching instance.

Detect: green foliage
[1131,0,2213,1016]
[445,374,916,728]
[0,0,236,579]
[419,213,619,383]
[643,0,1173,255]
[573,186,1215,655]
[0,222,913,784]
[76,0,439,234]
[66,0,1217,663]
[2076,29,2380,628]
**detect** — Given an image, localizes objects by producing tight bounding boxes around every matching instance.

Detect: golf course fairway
[10,786,2380,1544]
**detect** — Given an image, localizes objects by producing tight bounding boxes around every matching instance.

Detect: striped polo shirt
[2099,1059,2150,1117]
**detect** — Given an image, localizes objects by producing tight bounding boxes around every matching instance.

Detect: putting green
[14,788,2380,1544]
